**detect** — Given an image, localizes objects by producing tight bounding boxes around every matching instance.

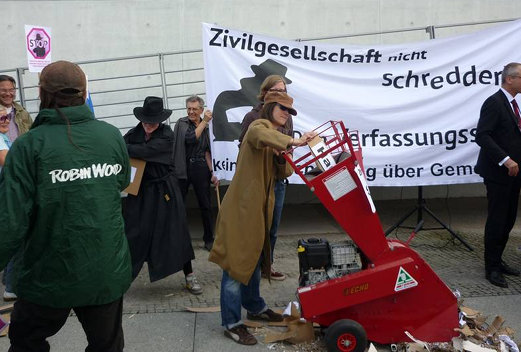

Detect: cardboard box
[264,303,315,344]
[308,135,336,172]
[124,158,146,196]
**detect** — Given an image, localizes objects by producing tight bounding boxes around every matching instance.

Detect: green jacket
[0,104,132,308]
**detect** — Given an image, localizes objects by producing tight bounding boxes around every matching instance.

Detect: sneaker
[246,308,283,322]
[270,268,286,281]
[224,324,257,345]
[185,273,203,295]
[3,290,17,302]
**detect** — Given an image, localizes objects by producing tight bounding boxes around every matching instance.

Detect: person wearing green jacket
[0,61,132,352]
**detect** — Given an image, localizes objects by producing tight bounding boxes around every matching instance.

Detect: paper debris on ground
[461,339,498,352]
[405,331,430,351]
[499,335,520,352]
[395,304,518,352]
[368,343,378,352]
[184,306,220,313]
[264,302,314,345]
[244,320,264,328]
[461,306,481,319]
[407,342,429,352]
[0,304,14,314]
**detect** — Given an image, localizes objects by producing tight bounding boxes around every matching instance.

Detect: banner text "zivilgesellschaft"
[209,28,382,63]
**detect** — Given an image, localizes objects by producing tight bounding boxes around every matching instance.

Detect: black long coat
[122,123,194,282]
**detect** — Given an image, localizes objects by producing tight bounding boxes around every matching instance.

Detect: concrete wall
[3,0,521,69]
[2,0,521,201]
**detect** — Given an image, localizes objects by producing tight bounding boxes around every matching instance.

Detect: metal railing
[1,18,517,134]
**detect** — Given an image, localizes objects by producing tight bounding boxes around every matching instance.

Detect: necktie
[512,99,521,129]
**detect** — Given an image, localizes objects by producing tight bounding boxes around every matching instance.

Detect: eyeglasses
[0,88,16,94]
[0,115,10,123]
[277,104,291,112]
[269,88,287,93]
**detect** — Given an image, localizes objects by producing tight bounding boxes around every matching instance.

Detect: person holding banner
[0,60,131,352]
[123,96,202,295]
[209,91,315,345]
[239,75,292,281]
[475,62,521,288]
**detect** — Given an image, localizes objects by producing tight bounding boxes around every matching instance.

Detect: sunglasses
[269,88,287,93]
[277,104,291,112]
[0,115,9,123]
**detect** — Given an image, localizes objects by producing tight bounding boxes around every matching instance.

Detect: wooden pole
[215,185,221,210]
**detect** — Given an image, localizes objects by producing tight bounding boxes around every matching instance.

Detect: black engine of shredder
[298,238,362,287]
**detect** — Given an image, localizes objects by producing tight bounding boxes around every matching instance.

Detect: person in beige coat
[209,92,316,346]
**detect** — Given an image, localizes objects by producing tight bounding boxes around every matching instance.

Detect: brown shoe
[224,324,257,345]
[247,308,283,322]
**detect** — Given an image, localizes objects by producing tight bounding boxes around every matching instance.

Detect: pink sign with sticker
[25,25,52,72]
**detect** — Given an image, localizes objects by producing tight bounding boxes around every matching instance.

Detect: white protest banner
[25,25,52,73]
[202,21,521,186]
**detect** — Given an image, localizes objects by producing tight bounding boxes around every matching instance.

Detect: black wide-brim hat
[250,59,292,84]
[133,96,172,123]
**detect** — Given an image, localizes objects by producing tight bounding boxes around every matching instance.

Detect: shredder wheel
[325,319,367,352]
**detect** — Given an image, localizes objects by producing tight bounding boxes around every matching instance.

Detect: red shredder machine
[282,121,459,352]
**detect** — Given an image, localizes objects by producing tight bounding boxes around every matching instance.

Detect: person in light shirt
[0,75,32,143]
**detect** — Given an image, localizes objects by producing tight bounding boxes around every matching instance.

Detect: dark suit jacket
[475,89,521,183]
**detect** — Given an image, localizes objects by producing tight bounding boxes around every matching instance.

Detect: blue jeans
[2,250,21,293]
[269,180,286,263]
[220,264,267,329]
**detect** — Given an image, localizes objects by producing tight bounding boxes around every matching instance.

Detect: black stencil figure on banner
[32,34,46,58]
[212,59,292,141]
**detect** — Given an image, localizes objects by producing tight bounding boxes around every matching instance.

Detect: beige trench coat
[209,119,293,285]
[13,102,33,135]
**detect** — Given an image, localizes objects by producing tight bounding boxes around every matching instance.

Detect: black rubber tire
[325,319,367,352]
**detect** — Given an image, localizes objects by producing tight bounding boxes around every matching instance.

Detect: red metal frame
[284,121,458,344]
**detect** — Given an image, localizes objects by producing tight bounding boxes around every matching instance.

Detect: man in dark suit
[475,62,521,288]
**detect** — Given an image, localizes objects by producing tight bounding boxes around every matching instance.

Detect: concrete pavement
[1,198,521,351]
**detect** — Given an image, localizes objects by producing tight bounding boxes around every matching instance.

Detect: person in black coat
[475,62,521,288]
[122,96,202,295]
